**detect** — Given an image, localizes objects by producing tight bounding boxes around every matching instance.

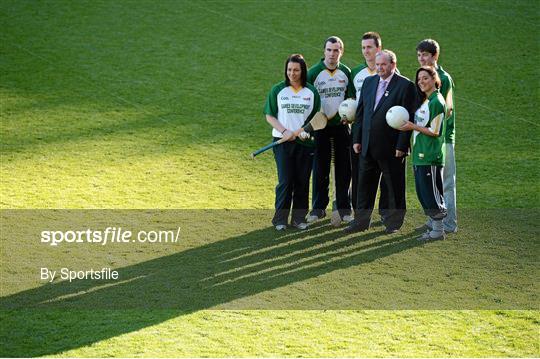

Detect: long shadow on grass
[0,223,422,357]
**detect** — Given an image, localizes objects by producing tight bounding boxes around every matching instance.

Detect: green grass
[1,0,539,357]
[1,310,537,357]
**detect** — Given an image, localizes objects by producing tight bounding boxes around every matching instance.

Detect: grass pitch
[1,0,539,357]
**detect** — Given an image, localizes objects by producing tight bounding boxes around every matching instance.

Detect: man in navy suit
[345,50,417,234]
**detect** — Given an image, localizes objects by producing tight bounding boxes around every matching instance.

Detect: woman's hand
[282,129,296,142]
[398,121,415,132]
[293,128,310,141]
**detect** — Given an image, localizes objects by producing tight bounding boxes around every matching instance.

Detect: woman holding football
[398,66,447,241]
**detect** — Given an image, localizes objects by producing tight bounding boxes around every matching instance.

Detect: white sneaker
[275,224,286,231]
[342,214,354,223]
[306,215,320,223]
[292,222,308,230]
[330,211,341,227]
[417,230,445,241]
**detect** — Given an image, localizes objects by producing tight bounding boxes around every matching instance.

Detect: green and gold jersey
[412,91,447,166]
[437,65,456,144]
[307,59,354,126]
[351,62,376,99]
[263,81,320,146]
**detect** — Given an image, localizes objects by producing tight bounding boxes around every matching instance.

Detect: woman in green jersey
[263,54,321,231]
[398,66,447,241]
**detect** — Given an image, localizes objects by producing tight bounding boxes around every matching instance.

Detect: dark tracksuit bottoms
[414,165,447,220]
[272,139,314,226]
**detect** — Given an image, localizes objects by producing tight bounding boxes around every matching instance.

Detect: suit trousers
[351,146,390,222]
[311,125,352,218]
[355,151,407,229]
[272,139,314,226]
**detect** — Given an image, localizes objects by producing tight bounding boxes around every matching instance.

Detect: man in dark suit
[345,50,417,234]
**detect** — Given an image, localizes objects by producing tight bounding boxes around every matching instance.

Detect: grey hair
[376,49,397,64]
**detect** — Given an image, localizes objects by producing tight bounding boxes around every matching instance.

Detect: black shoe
[384,227,399,234]
[343,222,368,234]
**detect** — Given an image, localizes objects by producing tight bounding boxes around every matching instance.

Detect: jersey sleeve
[439,75,450,100]
[263,84,279,117]
[445,75,455,110]
[428,99,446,136]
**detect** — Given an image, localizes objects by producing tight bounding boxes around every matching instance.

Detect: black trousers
[350,147,389,221]
[354,151,407,229]
[311,125,352,218]
[272,139,314,226]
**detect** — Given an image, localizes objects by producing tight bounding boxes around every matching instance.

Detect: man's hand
[353,143,361,154]
[395,150,406,157]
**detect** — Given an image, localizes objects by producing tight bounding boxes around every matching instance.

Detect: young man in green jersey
[417,39,457,233]
[351,32,380,99]
[307,36,355,225]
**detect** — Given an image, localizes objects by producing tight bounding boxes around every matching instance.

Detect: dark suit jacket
[352,72,417,159]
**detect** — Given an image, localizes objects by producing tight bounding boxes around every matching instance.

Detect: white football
[386,106,409,129]
[338,99,357,123]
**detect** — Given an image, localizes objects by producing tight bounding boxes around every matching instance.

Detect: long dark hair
[415,65,441,100]
[284,54,307,87]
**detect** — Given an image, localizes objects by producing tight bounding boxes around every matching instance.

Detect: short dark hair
[324,36,344,52]
[284,54,307,87]
[415,66,442,97]
[416,39,440,57]
[362,31,382,48]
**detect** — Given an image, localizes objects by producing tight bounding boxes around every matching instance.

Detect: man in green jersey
[416,39,457,233]
[307,36,355,225]
[351,32,380,98]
